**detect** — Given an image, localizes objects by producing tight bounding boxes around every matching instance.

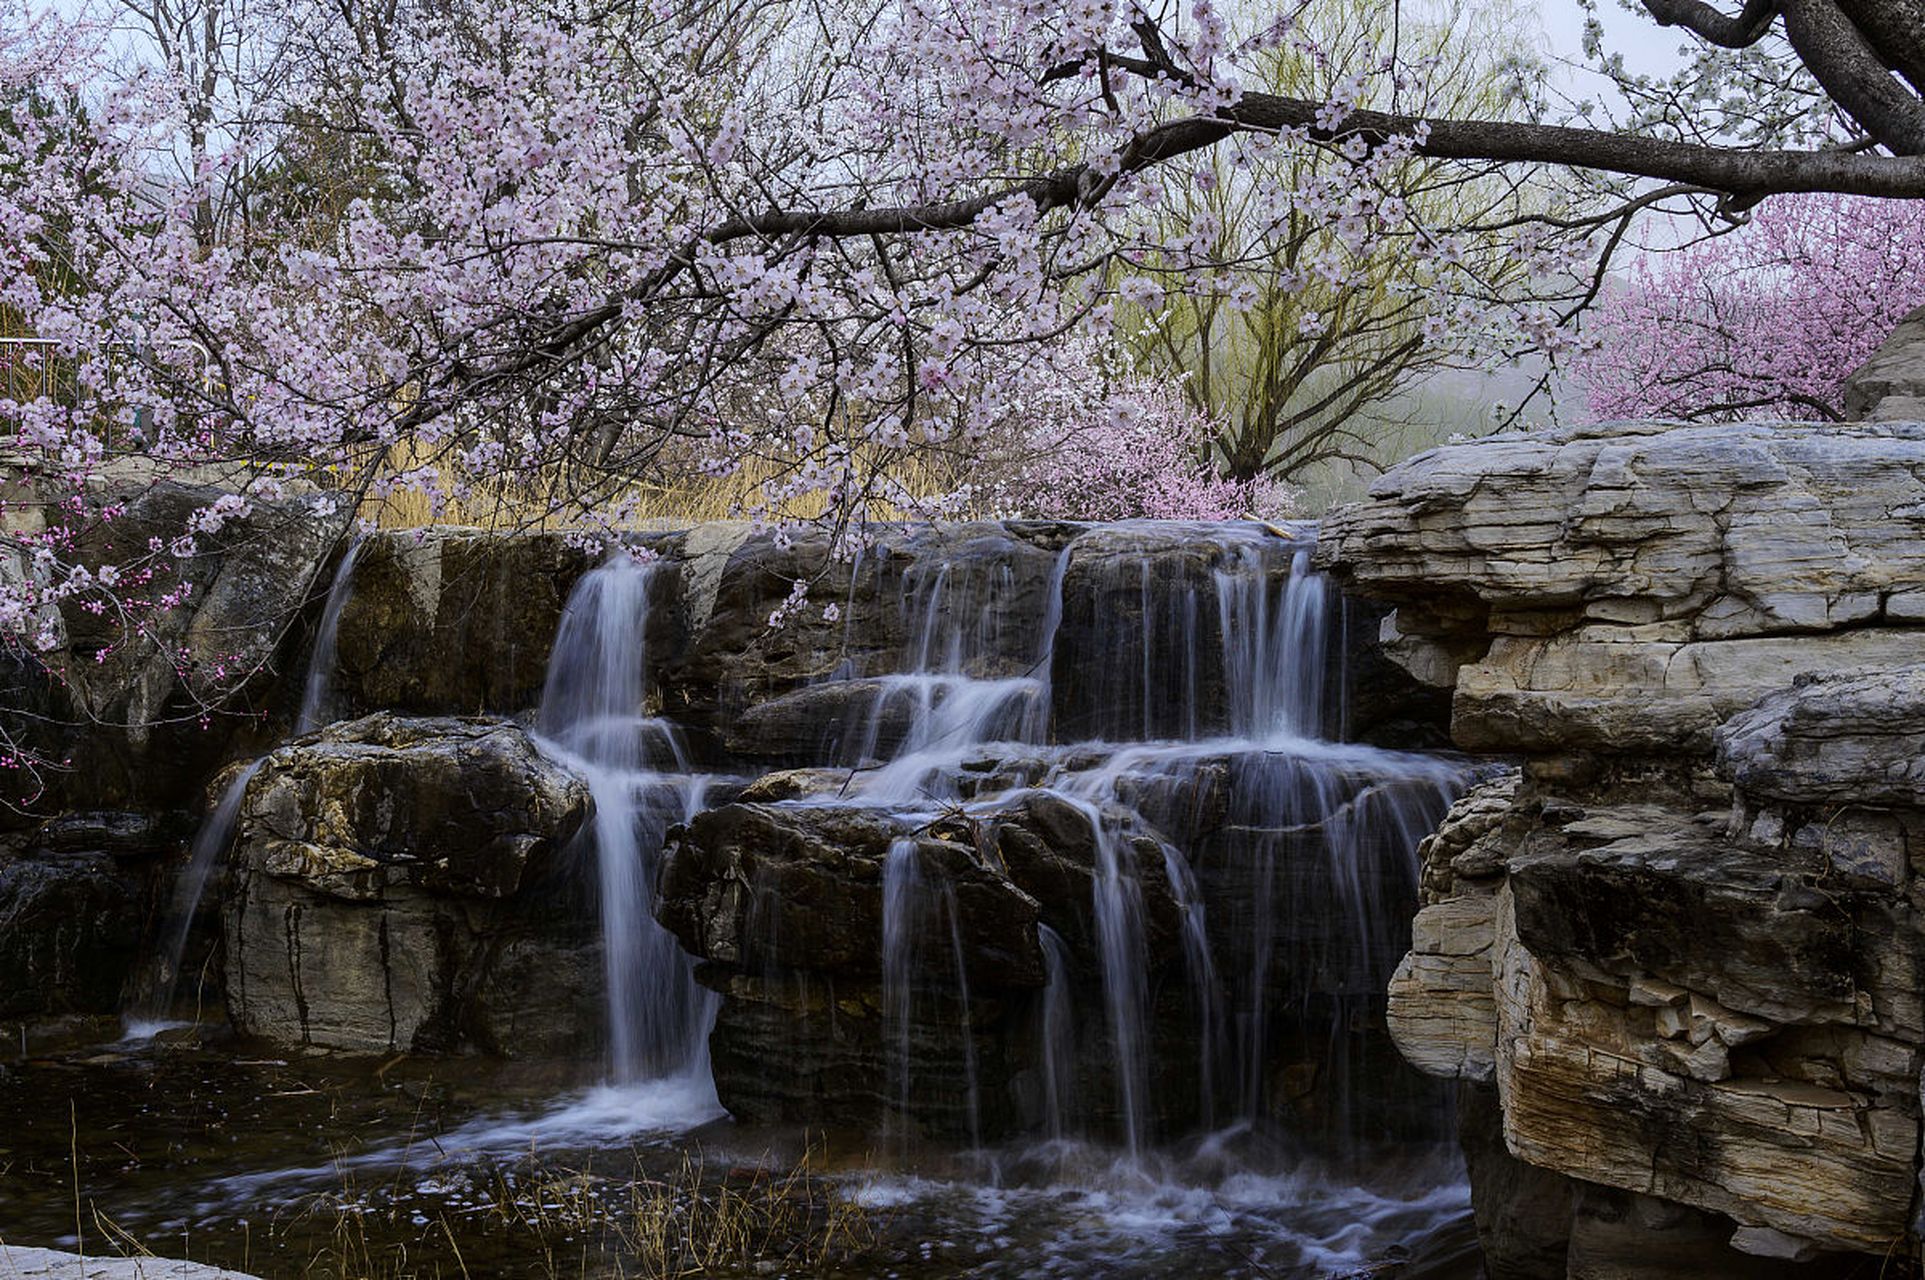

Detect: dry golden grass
[350,442,964,532]
[276,1143,879,1280]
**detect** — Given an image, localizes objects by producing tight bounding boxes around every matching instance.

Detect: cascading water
[1036,923,1075,1142]
[295,536,364,735]
[125,760,262,1032]
[881,836,986,1150]
[536,550,717,1084]
[1033,529,1461,1146]
[771,522,1466,1160]
[815,545,1063,806]
[58,520,1481,1279]
[881,837,923,1140]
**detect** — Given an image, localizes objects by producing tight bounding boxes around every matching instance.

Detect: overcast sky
[1535,0,1706,95]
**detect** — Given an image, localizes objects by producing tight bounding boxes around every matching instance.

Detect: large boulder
[665,521,1073,744]
[1320,420,1925,756]
[327,528,624,718]
[659,801,1046,987]
[656,793,1239,1139]
[223,714,597,1054]
[657,800,1049,1137]
[0,845,155,1018]
[1844,304,1925,422]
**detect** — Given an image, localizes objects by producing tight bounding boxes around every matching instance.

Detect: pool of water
[0,1028,1480,1278]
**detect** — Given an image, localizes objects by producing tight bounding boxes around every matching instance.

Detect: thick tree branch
[1834,0,1925,98]
[419,79,1925,433]
[1778,0,1925,154]
[1639,0,1780,47]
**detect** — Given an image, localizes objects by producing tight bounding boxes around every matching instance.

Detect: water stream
[294,534,364,735]
[535,550,720,1085]
[30,521,1482,1278]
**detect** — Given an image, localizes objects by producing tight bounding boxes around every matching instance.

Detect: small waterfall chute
[536,550,718,1085]
[295,535,364,735]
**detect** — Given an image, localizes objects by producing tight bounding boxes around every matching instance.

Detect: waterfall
[295,536,363,735]
[1037,924,1074,1142]
[536,551,716,1084]
[1218,540,1328,741]
[882,837,922,1143]
[125,761,262,1032]
[827,541,1058,805]
[880,836,985,1149]
[1161,840,1221,1129]
[1008,524,1462,1149]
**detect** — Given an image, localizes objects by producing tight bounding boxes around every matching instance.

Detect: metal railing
[0,335,218,445]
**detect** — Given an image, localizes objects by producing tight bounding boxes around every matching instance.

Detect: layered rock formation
[1323,420,1925,1274]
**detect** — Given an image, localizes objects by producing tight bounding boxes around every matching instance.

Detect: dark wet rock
[725,679,919,766]
[223,714,597,1054]
[4,480,348,819]
[658,794,1232,1139]
[1456,1081,1573,1280]
[979,791,1185,971]
[1339,596,1455,750]
[664,522,1070,742]
[659,802,1043,988]
[659,800,1051,1137]
[1050,524,1272,741]
[328,529,651,718]
[0,850,154,1018]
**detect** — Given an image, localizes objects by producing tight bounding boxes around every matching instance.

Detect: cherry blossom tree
[1575,192,1925,420]
[5,0,1925,800]
[966,336,1277,521]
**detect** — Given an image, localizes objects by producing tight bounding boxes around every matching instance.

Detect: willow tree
[1131,0,1555,483]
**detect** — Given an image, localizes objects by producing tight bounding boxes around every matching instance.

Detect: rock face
[223,714,596,1054]
[1326,420,1925,1273]
[0,807,208,1028]
[1323,420,1925,751]
[324,518,1421,757]
[1844,303,1925,422]
[659,797,1134,1138]
[2,480,349,821]
[657,745,1462,1145]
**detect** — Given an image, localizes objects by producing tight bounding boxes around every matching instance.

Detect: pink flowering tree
[1576,193,1925,421]
[966,338,1277,521]
[4,0,1925,797]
